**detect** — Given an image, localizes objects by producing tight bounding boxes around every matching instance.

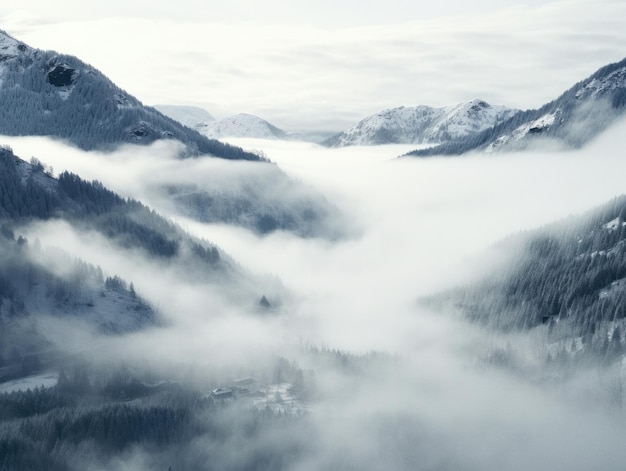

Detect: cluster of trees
[0,360,315,471]
[0,378,194,470]
[0,37,264,160]
[0,147,60,219]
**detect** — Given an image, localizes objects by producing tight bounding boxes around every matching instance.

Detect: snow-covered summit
[158,107,288,140]
[323,99,518,147]
[153,105,215,128]
[201,113,288,139]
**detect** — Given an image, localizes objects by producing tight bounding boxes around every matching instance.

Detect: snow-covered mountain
[0,30,261,160]
[153,105,216,128]
[322,99,518,147]
[201,113,288,140]
[157,107,288,140]
[408,57,626,157]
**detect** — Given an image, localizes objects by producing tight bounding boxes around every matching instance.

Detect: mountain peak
[0,29,30,59]
[0,31,264,161]
[157,107,289,140]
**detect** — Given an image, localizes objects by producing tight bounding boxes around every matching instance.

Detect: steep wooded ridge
[322,99,518,147]
[432,196,626,365]
[407,57,626,156]
[0,30,261,160]
[0,146,262,293]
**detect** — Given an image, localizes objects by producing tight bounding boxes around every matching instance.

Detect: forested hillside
[0,362,310,471]
[160,172,343,238]
[433,196,626,365]
[0,146,227,273]
[0,30,262,160]
[0,228,155,381]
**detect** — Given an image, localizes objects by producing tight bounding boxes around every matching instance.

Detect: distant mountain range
[322,99,518,147]
[0,30,261,160]
[407,57,626,157]
[155,106,289,140]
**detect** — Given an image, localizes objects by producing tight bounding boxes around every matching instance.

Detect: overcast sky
[2,0,626,132]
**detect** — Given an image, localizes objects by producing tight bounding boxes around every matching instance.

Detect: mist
[3,119,626,469]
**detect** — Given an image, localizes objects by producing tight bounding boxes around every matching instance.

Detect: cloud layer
[3,117,626,469]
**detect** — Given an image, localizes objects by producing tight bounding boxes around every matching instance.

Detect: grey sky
[2,0,626,132]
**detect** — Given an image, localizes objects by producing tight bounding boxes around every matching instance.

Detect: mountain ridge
[322,99,518,147]
[406,57,626,157]
[426,195,626,370]
[0,30,262,161]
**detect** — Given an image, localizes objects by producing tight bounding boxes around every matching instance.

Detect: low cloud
[4,118,626,469]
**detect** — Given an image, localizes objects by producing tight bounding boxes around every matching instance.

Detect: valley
[1,7,626,469]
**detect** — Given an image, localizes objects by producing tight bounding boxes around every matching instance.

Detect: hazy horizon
[3,0,626,133]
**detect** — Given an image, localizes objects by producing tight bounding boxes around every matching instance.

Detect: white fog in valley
[3,120,626,469]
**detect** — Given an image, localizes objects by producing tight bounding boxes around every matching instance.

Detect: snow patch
[0,372,59,394]
[603,217,621,231]
[57,86,75,101]
[246,382,306,416]
[575,66,626,99]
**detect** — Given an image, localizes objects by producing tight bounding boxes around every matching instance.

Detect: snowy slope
[0,29,29,62]
[323,99,518,147]
[409,57,626,156]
